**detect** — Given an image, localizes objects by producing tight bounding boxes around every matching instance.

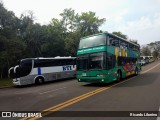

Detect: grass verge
[0,78,13,88]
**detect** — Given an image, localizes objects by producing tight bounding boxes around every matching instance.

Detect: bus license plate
[82,73,87,76]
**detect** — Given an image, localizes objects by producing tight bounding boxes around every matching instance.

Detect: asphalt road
[0,61,160,120]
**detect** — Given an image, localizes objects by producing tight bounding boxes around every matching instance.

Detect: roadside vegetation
[0,78,13,88]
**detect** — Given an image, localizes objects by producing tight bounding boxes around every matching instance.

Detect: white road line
[157,106,160,120]
[39,87,67,95]
[141,62,160,74]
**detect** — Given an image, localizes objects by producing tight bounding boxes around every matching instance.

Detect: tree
[19,11,45,57]
[60,8,78,33]
[78,11,106,36]
[41,19,65,57]
[129,39,138,44]
[112,31,128,39]
[64,31,81,56]
[148,41,160,58]
[0,2,26,79]
[141,46,151,56]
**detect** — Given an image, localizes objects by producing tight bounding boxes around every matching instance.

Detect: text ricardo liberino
[130,112,158,117]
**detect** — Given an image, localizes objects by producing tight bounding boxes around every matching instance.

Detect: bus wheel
[116,70,121,82]
[135,68,138,76]
[35,77,44,85]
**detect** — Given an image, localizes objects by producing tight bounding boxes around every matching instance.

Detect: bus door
[107,54,117,80]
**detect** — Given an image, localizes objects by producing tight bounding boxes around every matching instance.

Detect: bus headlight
[97,74,107,77]
[13,78,19,82]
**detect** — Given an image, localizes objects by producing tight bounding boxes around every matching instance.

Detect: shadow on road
[14,78,76,88]
[82,81,118,88]
[114,72,158,87]
[82,72,158,88]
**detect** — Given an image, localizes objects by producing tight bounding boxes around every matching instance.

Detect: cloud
[125,16,152,31]
[115,13,160,45]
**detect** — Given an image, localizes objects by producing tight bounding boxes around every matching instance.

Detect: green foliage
[78,11,106,36]
[0,2,27,78]
[60,8,78,32]
[112,31,128,39]
[0,78,13,88]
[141,46,151,56]
[129,39,138,44]
[64,31,81,56]
[148,41,160,58]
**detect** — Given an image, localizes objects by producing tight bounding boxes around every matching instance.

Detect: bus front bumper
[77,76,110,83]
[13,78,21,86]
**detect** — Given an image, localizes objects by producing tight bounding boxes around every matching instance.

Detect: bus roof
[80,32,140,47]
[20,57,76,61]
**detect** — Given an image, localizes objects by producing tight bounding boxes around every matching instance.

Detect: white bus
[8,56,76,86]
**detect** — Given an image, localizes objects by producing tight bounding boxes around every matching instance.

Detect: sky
[2,0,160,45]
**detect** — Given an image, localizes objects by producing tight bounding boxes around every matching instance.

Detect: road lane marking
[39,87,67,95]
[21,62,160,120]
[141,62,160,74]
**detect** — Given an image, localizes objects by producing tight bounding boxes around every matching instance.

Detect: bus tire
[135,67,138,76]
[35,77,44,85]
[117,70,122,82]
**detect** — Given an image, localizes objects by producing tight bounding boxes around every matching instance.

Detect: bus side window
[108,35,119,47]
[65,59,72,65]
[107,56,112,69]
[129,44,137,51]
[118,56,122,66]
[120,40,128,49]
[34,60,41,68]
[58,59,64,66]
[69,59,73,65]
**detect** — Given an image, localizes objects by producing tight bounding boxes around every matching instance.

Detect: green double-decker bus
[76,32,141,83]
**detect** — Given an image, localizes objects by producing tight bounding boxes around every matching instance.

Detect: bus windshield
[77,55,88,70]
[79,34,106,49]
[20,59,32,67]
[89,52,105,70]
[77,52,106,70]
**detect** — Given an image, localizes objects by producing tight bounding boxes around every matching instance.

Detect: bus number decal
[63,66,72,71]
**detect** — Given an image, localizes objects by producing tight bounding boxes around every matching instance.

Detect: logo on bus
[63,66,72,71]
